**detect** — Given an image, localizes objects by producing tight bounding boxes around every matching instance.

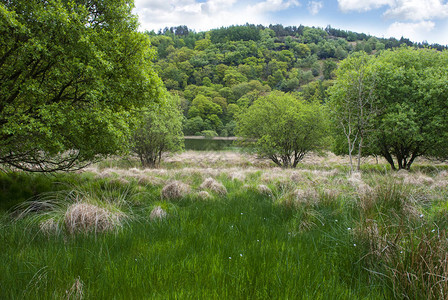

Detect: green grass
[1,155,447,299]
[0,192,381,299]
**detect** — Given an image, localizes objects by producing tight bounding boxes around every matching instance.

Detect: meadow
[1,151,448,299]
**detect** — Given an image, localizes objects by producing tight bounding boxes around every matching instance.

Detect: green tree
[189,95,222,119]
[133,95,183,168]
[184,116,205,135]
[328,52,377,172]
[236,91,327,168]
[0,0,163,172]
[368,47,448,170]
[329,47,448,170]
[323,60,337,80]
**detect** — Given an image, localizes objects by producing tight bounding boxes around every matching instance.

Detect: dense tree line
[150,24,446,138]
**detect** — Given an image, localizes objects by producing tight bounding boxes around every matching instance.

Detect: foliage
[236,91,327,168]
[328,52,377,171]
[0,0,163,171]
[132,95,183,168]
[368,47,448,170]
[330,47,448,170]
[150,23,444,137]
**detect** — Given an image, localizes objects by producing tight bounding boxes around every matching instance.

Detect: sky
[133,0,448,45]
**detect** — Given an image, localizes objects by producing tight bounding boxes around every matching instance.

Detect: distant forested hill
[147,24,446,137]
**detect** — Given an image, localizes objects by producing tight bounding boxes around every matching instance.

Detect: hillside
[147,24,446,136]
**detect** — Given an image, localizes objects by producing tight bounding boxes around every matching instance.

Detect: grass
[1,151,448,299]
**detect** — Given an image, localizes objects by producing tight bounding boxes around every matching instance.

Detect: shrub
[236,91,327,168]
[161,181,191,200]
[199,178,227,195]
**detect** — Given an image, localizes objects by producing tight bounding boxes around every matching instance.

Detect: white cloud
[134,0,301,32]
[338,0,392,12]
[308,1,323,15]
[338,0,448,21]
[201,0,237,15]
[249,0,300,13]
[384,0,448,21]
[386,20,436,41]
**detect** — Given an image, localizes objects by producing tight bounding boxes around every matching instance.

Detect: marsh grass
[1,151,448,299]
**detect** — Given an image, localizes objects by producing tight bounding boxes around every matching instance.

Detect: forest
[148,23,447,137]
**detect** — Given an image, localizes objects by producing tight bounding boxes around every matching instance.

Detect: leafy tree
[184,116,205,135]
[194,38,211,51]
[311,62,321,77]
[368,47,448,169]
[133,96,183,168]
[0,0,163,172]
[323,60,337,80]
[223,69,248,86]
[328,52,377,172]
[236,91,327,168]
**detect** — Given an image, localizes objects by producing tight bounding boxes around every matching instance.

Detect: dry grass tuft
[401,172,434,186]
[65,277,84,300]
[229,171,246,181]
[347,172,373,197]
[39,218,60,235]
[322,188,341,200]
[348,171,363,185]
[292,188,319,205]
[257,184,273,197]
[289,171,303,183]
[109,177,130,186]
[161,181,191,200]
[134,174,164,186]
[64,203,124,234]
[200,177,227,195]
[197,191,211,200]
[149,206,167,221]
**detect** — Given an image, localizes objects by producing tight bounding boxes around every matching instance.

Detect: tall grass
[1,152,447,299]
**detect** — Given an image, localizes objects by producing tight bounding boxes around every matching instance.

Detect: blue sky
[133,0,448,45]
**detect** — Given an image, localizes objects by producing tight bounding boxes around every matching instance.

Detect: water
[184,138,238,151]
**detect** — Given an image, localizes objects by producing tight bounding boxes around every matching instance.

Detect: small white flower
[353,244,357,247]
[347,227,351,230]
[229,257,231,259]
[257,240,260,242]
[432,229,436,232]
[241,213,244,215]
[400,251,403,254]
[335,219,338,222]
[240,254,243,257]
[419,214,424,218]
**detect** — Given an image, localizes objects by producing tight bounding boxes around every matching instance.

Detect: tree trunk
[382,149,396,170]
[356,135,363,171]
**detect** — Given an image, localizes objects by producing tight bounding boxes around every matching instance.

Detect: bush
[236,91,328,168]
[133,95,184,168]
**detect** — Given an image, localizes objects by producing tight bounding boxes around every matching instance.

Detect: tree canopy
[369,47,448,169]
[330,47,448,170]
[328,52,377,172]
[0,0,163,171]
[150,23,444,138]
[133,94,183,168]
[236,91,327,168]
